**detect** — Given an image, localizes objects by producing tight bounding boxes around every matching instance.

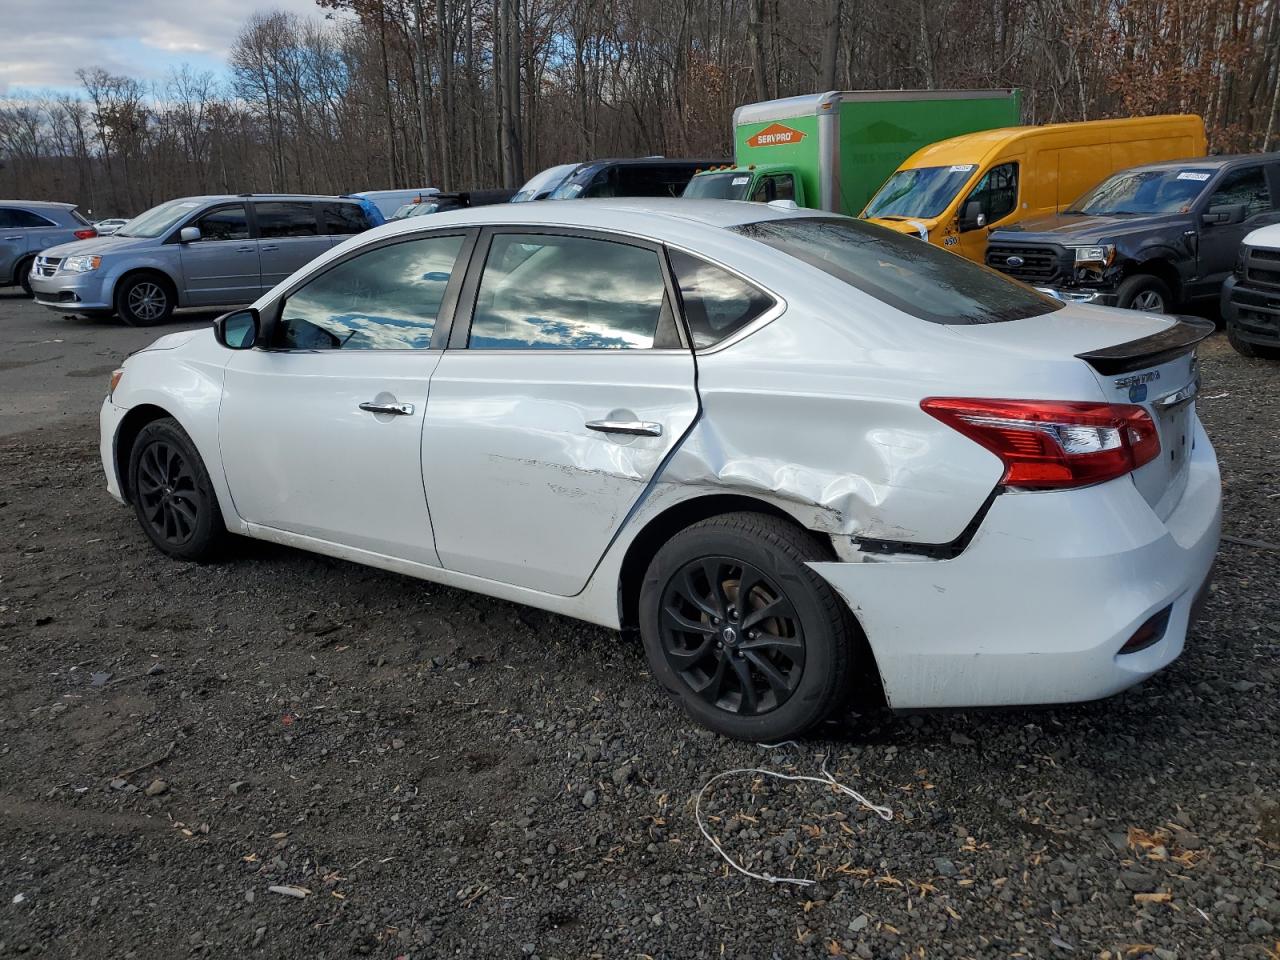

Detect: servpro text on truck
[681,89,1022,216]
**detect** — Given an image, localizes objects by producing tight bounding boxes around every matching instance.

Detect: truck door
[1194,164,1280,297]
[953,160,1022,263]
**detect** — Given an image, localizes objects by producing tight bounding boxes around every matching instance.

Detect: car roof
[374,197,816,239]
[568,157,728,173]
[0,200,78,210]
[163,194,361,204]
[1121,152,1280,173]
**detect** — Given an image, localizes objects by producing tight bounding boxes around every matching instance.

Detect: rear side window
[469,233,671,349]
[322,202,369,235]
[735,218,1061,325]
[0,208,55,228]
[668,249,774,348]
[256,202,319,238]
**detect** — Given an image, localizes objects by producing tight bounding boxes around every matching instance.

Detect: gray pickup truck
[1,201,97,296]
[30,194,375,326]
[985,154,1280,313]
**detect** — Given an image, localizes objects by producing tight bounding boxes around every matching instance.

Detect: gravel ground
[1,303,1278,959]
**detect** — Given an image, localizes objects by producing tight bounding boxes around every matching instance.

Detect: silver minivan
[30,194,374,326]
[1,201,97,296]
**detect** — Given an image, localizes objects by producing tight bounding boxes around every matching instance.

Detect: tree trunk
[819,0,843,91]
[747,0,768,102]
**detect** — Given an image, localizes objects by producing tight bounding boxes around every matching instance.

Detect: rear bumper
[810,417,1221,709]
[1221,275,1280,347]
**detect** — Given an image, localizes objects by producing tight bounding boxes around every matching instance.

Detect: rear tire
[638,512,860,741]
[115,273,175,326]
[128,418,227,561]
[1227,323,1280,360]
[1116,273,1173,313]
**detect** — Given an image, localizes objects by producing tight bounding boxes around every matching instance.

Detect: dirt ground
[1,294,1278,959]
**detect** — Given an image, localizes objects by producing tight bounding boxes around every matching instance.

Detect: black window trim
[254,226,480,353]
[449,224,691,353]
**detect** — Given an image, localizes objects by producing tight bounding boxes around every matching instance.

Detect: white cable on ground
[694,761,893,887]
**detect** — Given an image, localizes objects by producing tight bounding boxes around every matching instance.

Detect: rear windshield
[735,217,1061,325]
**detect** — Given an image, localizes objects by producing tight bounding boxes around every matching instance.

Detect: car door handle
[3,236,20,241]
[260,244,279,252]
[585,419,662,437]
[359,401,415,416]
[236,245,255,253]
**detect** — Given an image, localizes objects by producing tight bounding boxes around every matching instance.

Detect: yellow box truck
[861,115,1207,262]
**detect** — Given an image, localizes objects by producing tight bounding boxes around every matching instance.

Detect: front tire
[128,418,226,561]
[116,274,174,326]
[638,512,859,741]
[1116,273,1173,313]
[16,257,35,297]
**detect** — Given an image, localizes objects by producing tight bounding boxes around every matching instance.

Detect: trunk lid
[948,305,1212,518]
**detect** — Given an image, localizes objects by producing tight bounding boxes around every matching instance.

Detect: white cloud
[0,0,326,93]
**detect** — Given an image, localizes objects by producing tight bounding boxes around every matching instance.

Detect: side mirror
[1201,203,1247,226]
[960,201,987,231]
[214,308,259,350]
[179,226,201,243]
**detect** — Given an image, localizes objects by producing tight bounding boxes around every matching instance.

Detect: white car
[100,199,1221,740]
[94,218,130,236]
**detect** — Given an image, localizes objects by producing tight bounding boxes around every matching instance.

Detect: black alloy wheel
[135,438,200,547]
[659,556,805,716]
[128,417,227,561]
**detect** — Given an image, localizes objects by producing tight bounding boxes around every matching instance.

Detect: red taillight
[74,228,97,240]
[921,397,1160,490]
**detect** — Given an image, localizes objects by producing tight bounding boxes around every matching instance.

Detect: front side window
[1206,166,1272,217]
[751,175,795,203]
[469,233,669,350]
[192,204,249,242]
[668,249,774,348]
[274,235,464,350]
[322,202,369,235]
[256,201,319,238]
[736,218,1060,325]
[962,162,1018,227]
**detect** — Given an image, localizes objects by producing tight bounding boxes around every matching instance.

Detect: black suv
[985,154,1280,313]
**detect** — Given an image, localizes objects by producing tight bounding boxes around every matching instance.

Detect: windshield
[735,218,1060,325]
[863,165,978,219]
[511,163,578,202]
[116,199,201,238]
[1066,168,1216,215]
[389,204,417,220]
[682,172,752,200]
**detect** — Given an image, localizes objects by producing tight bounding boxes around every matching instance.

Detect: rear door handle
[236,245,255,253]
[260,244,279,252]
[360,401,414,416]
[585,419,662,437]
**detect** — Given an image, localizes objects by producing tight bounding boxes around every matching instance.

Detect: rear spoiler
[1075,316,1215,375]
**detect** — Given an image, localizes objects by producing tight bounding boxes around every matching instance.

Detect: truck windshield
[115,199,202,238]
[682,173,752,201]
[1064,168,1215,215]
[735,217,1060,325]
[862,165,977,220]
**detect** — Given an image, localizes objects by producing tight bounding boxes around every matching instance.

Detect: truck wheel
[116,274,175,326]
[1227,323,1280,360]
[1116,274,1173,313]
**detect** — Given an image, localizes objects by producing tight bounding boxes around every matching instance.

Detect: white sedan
[100,199,1220,741]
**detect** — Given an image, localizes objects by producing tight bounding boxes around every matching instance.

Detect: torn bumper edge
[100,397,127,504]
[808,420,1221,710]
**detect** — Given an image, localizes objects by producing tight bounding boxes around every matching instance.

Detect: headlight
[1071,245,1114,267]
[61,255,102,273]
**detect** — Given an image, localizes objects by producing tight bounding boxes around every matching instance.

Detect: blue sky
[0,0,325,95]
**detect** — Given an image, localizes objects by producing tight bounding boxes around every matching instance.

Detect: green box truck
[682,89,1022,216]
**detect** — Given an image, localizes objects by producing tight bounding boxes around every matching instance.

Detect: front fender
[101,251,183,304]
